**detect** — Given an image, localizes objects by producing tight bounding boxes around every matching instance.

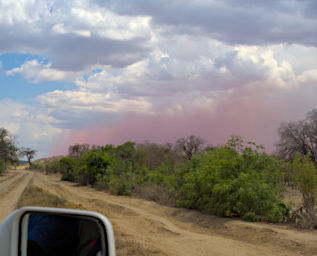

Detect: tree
[175,135,206,160]
[68,144,90,157]
[19,148,36,165]
[226,134,244,153]
[77,150,110,185]
[292,153,317,225]
[277,109,317,164]
[0,127,18,171]
[137,142,182,169]
[59,157,76,181]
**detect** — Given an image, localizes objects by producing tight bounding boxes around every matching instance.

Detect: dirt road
[1,169,317,255]
[0,170,33,221]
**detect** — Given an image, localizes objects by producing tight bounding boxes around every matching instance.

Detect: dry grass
[116,235,162,256]
[282,186,303,209]
[15,164,30,170]
[17,185,85,209]
[132,184,175,207]
[17,185,161,255]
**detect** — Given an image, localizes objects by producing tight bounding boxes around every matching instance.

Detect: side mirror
[0,207,116,256]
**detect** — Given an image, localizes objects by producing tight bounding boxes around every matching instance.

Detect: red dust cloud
[50,84,313,156]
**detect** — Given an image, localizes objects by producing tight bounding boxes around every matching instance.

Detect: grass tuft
[17,185,85,209]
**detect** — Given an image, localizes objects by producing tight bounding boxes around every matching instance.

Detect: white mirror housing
[0,207,116,256]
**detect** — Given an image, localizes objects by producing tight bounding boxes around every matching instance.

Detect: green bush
[45,160,60,174]
[77,151,109,185]
[291,153,317,227]
[108,174,132,195]
[60,137,290,223]
[173,144,288,222]
[59,157,76,181]
[95,173,108,190]
[29,163,44,170]
[0,158,4,174]
[242,212,259,222]
[266,203,289,223]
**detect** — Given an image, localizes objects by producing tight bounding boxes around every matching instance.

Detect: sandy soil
[0,170,33,221]
[1,169,317,255]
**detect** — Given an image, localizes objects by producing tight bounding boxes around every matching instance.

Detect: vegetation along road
[1,169,317,256]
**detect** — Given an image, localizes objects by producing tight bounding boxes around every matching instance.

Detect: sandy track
[30,171,317,256]
[1,169,316,255]
[0,170,33,222]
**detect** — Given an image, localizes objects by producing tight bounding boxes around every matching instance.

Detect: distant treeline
[30,109,317,226]
[31,134,295,223]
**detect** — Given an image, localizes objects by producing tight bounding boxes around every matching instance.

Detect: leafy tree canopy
[0,127,19,171]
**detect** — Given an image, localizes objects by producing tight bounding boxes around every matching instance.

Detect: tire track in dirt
[0,171,28,196]
[32,172,309,256]
[0,170,34,222]
[0,171,19,184]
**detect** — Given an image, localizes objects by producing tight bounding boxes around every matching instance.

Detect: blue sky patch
[0,70,77,100]
[92,68,103,74]
[83,68,103,82]
[0,52,49,71]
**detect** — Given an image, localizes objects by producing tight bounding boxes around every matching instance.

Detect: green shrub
[29,163,44,170]
[77,151,109,185]
[292,153,317,216]
[45,160,60,174]
[95,174,109,190]
[173,144,288,222]
[266,203,289,223]
[108,174,132,195]
[0,158,4,174]
[59,157,76,181]
[242,212,259,222]
[61,137,289,223]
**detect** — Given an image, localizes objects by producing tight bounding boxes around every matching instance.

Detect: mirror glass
[21,212,106,256]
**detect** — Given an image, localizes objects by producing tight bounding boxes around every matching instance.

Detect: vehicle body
[0,206,116,256]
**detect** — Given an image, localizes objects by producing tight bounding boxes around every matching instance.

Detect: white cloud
[1,0,317,157]
[69,7,151,40]
[4,24,316,117]
[233,46,296,88]
[103,0,317,47]
[0,99,63,158]
[38,89,152,113]
[51,23,68,35]
[297,69,317,84]
[6,60,78,83]
[0,0,153,71]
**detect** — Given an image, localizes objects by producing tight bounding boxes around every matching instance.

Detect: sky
[1,0,317,159]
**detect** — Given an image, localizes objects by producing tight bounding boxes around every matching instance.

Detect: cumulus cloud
[6,59,78,83]
[36,88,153,129]
[1,0,317,157]
[297,69,317,85]
[0,99,64,158]
[101,0,317,47]
[0,0,152,71]
[23,37,316,137]
[75,42,306,101]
